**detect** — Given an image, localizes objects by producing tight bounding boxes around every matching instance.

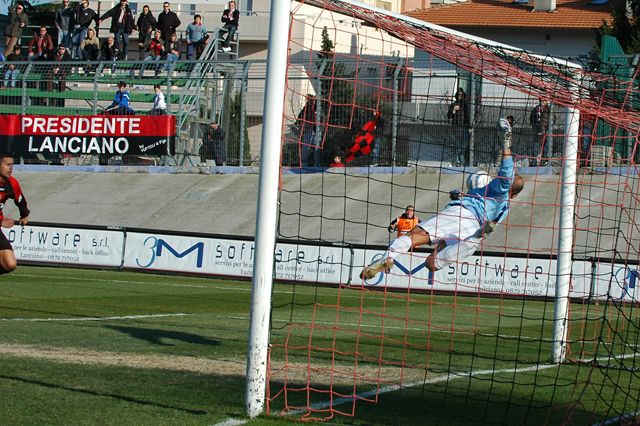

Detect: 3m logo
[363,253,429,286]
[136,237,205,268]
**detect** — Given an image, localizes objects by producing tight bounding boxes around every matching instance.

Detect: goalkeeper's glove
[497,117,512,150]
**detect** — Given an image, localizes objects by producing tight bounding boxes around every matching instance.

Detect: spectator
[136,5,156,60]
[447,87,471,167]
[186,14,207,60]
[70,0,99,59]
[4,3,28,56]
[139,30,163,77]
[80,27,100,61]
[3,45,24,88]
[28,26,54,60]
[157,2,180,42]
[100,35,118,74]
[46,45,71,93]
[329,154,345,168]
[99,0,135,60]
[344,112,381,164]
[200,122,226,165]
[149,84,167,115]
[220,1,239,53]
[162,32,180,73]
[55,0,73,49]
[100,35,118,60]
[529,98,550,166]
[106,80,135,115]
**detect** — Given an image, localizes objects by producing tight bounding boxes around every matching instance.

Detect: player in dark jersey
[0,153,30,274]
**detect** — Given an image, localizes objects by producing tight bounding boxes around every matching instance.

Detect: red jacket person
[345,112,381,163]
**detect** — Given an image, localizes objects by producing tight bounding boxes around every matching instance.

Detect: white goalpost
[245,0,292,418]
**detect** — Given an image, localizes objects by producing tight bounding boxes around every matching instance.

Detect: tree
[319,26,334,59]
[594,1,640,56]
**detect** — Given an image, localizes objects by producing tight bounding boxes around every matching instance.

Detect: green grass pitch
[0,266,637,425]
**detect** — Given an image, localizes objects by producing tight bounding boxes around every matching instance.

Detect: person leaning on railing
[106,81,135,115]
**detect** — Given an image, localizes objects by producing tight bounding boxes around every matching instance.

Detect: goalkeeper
[360,118,524,279]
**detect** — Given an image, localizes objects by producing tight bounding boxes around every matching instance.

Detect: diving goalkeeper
[360,118,524,279]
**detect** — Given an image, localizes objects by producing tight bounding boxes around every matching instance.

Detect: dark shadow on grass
[0,373,208,415]
[104,325,220,347]
[0,304,93,318]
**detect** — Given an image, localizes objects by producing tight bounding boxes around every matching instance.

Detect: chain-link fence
[0,58,602,168]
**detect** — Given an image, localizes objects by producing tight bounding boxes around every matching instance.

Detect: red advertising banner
[0,115,176,156]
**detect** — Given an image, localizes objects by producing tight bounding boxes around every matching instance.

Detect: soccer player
[0,152,30,274]
[360,118,524,279]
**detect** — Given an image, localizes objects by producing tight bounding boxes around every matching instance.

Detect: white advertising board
[353,248,592,298]
[123,232,352,283]
[4,224,616,301]
[4,225,124,267]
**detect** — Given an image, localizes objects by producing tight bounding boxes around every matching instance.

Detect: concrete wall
[12,167,637,260]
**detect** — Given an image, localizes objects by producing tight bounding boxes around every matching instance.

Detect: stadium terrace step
[0,87,180,104]
[0,104,95,115]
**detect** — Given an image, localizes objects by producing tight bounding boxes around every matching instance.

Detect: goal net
[264,0,640,423]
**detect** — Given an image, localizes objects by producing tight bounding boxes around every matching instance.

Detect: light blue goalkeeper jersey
[460,156,515,225]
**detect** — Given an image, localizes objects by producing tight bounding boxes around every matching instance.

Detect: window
[376,0,392,11]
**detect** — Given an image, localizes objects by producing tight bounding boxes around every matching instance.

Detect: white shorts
[418,205,482,270]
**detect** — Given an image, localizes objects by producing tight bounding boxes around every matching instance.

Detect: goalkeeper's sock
[387,235,412,259]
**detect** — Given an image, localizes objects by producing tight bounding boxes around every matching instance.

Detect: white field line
[2,310,637,351]
[0,312,621,347]
[287,364,556,415]
[288,352,640,416]
[13,272,551,315]
[0,313,192,322]
[0,311,539,340]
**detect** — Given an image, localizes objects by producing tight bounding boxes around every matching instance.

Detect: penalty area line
[287,351,640,416]
[286,363,557,415]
